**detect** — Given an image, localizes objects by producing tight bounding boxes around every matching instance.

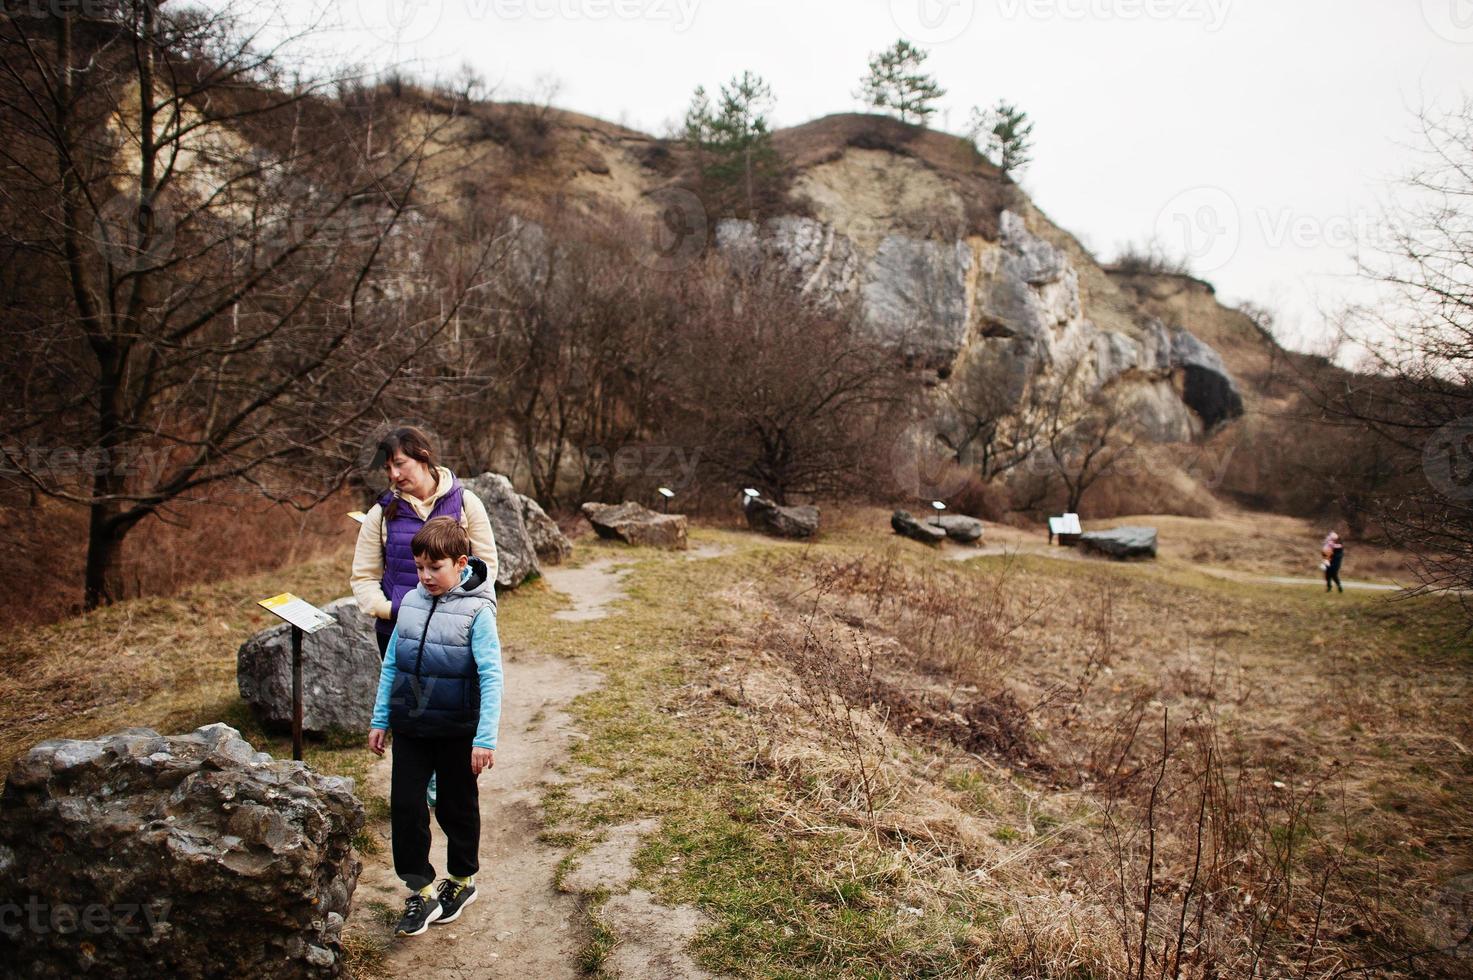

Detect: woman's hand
[368,728,388,756]
[471,747,495,775]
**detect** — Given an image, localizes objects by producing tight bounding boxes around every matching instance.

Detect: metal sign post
[257,593,337,762]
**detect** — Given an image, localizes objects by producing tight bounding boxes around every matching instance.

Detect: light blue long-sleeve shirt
[370,566,503,750]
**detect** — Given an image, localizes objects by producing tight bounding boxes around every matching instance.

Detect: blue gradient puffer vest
[388,556,495,738]
[376,474,464,637]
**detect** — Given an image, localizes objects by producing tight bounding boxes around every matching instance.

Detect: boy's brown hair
[411,516,471,561]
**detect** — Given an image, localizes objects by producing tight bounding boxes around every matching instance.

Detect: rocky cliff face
[715,204,1242,444]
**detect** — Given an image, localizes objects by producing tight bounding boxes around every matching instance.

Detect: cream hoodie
[350,465,498,620]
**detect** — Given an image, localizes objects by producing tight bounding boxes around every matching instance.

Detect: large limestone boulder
[0,723,363,978]
[891,510,946,545]
[936,514,985,543]
[519,493,572,565]
[581,501,688,550]
[1080,526,1159,560]
[462,472,542,586]
[744,496,820,539]
[237,597,379,736]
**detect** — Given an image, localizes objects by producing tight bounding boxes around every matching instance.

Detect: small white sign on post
[347,511,368,525]
[257,593,336,634]
[1049,513,1081,536]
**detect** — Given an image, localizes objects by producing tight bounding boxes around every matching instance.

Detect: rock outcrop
[582,501,689,550]
[237,597,380,736]
[1080,526,1159,560]
[519,493,573,565]
[462,472,543,586]
[936,514,985,543]
[0,723,363,978]
[891,510,946,545]
[743,496,820,539]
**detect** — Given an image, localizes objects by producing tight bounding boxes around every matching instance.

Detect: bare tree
[1033,364,1134,515]
[1308,99,1473,611]
[0,3,503,607]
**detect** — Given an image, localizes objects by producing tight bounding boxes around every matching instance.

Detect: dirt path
[352,548,716,978]
[354,647,599,977]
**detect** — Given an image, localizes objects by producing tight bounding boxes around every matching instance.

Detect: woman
[1322,530,1344,594]
[352,426,499,657]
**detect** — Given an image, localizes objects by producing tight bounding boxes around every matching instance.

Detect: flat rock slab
[581,501,689,550]
[891,510,946,545]
[936,514,984,543]
[1080,526,1158,560]
[744,497,820,538]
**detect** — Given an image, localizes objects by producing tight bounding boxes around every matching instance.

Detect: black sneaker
[433,878,478,924]
[395,892,442,937]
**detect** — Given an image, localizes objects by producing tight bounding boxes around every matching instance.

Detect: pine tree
[968,100,1035,176]
[857,40,945,125]
[682,71,780,218]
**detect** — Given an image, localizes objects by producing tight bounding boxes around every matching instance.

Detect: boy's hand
[368,728,388,756]
[471,747,495,775]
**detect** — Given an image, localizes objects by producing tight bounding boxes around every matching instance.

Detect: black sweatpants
[389,732,480,891]
[1326,551,1344,592]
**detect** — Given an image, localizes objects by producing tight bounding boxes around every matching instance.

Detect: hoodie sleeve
[370,629,398,731]
[469,607,503,751]
[461,490,499,587]
[351,503,393,621]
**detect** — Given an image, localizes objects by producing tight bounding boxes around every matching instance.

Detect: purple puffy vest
[376,474,465,637]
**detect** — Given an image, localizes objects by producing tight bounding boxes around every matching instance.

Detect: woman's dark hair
[376,426,437,524]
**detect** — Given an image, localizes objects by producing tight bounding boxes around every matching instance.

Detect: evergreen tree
[682,71,781,218]
[968,100,1035,176]
[857,40,945,125]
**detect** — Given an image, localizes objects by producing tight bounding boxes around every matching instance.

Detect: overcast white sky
[239,0,1472,352]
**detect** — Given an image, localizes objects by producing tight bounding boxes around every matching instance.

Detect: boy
[367,516,503,937]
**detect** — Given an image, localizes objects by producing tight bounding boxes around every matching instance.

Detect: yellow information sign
[258,593,336,634]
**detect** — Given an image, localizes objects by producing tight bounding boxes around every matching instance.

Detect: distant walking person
[1322,531,1344,593]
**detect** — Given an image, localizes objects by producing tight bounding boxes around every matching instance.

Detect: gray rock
[1168,327,1244,429]
[861,234,972,366]
[936,514,985,543]
[237,597,379,736]
[518,493,572,565]
[582,501,688,550]
[744,496,820,539]
[1080,526,1158,560]
[891,510,947,545]
[461,472,542,587]
[0,723,363,978]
